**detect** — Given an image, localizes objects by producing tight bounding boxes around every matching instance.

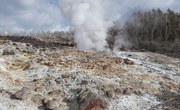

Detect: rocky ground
[0,37,180,110]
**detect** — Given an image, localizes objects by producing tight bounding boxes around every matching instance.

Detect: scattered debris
[0,38,180,110]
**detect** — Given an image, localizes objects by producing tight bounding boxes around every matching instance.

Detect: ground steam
[58,0,112,51]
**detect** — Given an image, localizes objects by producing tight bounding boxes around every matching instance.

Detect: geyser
[58,0,112,51]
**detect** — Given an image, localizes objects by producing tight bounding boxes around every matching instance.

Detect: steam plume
[58,0,112,51]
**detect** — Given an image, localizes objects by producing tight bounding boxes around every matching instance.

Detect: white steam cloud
[58,0,112,51]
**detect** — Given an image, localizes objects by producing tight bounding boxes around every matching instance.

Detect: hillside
[0,36,180,110]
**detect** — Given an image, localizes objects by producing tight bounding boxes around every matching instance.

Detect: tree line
[109,8,180,51]
[126,8,180,42]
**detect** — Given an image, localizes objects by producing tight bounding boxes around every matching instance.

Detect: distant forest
[109,8,180,52]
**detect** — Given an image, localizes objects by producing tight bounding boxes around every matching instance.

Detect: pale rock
[46,100,56,109]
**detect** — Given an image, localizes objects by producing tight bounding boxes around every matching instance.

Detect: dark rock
[47,90,61,97]
[35,87,46,92]
[134,90,142,95]
[14,89,28,100]
[55,77,61,83]
[159,82,163,85]
[2,48,19,55]
[123,88,132,95]
[81,80,89,85]
[124,59,135,65]
[105,90,114,98]
[16,47,26,52]
[77,88,84,94]
[12,42,17,46]
[129,87,134,90]
[78,92,109,110]
[114,88,123,94]
[77,89,89,103]
[26,49,37,55]
[61,74,71,78]
[46,100,56,109]
[31,94,45,105]
[23,50,27,53]
[103,65,111,70]
[26,43,31,47]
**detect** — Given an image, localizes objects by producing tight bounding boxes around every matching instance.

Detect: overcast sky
[0,0,179,34]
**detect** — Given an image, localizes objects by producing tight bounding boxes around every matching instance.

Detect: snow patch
[110,94,160,110]
[0,58,4,62]
[114,51,177,76]
[0,65,7,72]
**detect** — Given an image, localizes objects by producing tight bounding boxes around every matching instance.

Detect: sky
[0,0,179,34]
